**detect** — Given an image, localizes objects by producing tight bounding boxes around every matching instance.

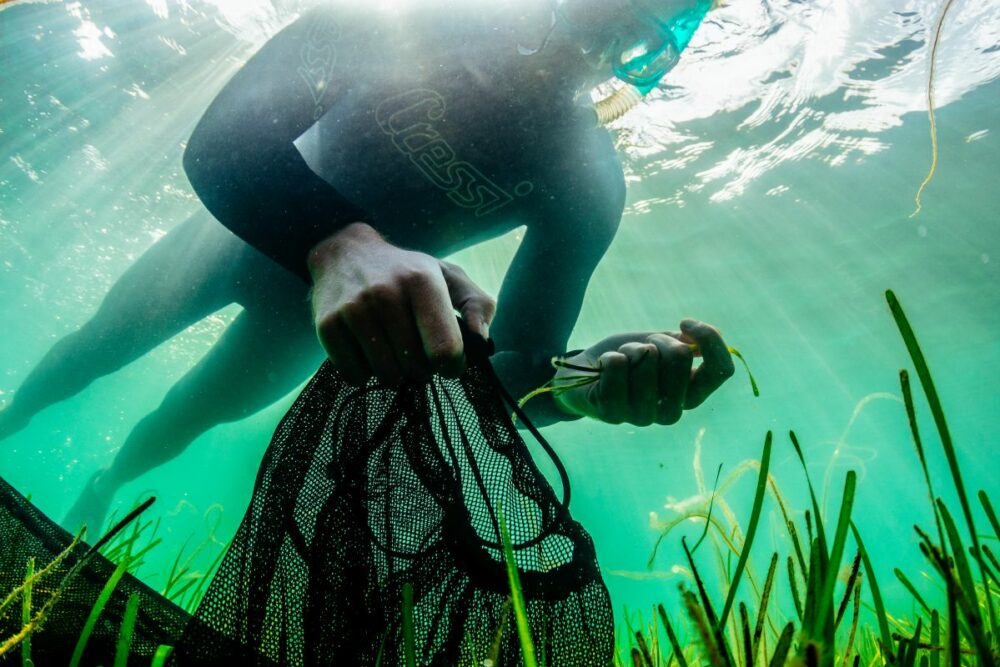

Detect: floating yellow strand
[0,530,85,658]
[0,529,84,620]
[725,345,760,398]
[910,0,957,218]
[513,374,599,423]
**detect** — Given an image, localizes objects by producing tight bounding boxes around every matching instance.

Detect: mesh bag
[0,477,192,665]
[1,328,613,665]
[177,329,612,665]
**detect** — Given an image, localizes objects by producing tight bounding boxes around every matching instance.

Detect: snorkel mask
[611,0,710,94]
[549,0,711,123]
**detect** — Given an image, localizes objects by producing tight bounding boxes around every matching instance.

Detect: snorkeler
[11,0,733,535]
[0,211,324,531]
[182,0,735,425]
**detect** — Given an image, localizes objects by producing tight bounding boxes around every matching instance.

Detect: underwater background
[1,0,998,638]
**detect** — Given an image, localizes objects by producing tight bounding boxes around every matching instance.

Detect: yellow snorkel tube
[593,84,646,125]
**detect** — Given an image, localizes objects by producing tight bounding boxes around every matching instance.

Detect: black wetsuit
[183,2,626,419]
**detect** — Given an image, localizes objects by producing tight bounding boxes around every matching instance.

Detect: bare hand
[307,223,495,385]
[553,320,735,425]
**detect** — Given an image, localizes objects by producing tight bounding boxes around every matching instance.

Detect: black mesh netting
[1,329,613,665]
[0,478,195,664]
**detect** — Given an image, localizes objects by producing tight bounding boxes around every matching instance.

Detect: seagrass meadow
[1,0,999,664]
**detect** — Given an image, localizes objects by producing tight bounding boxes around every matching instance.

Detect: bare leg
[0,213,244,441]
[62,292,322,533]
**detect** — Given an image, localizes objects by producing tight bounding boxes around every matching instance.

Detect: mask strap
[517,6,557,56]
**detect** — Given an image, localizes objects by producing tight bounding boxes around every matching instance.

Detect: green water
[1,0,998,638]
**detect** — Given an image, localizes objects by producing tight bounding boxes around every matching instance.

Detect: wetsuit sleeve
[487,119,627,426]
[489,179,624,427]
[183,8,368,282]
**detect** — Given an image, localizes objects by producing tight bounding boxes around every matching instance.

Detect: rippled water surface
[1,0,998,623]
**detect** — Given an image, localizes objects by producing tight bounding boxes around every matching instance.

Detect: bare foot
[0,402,30,442]
[62,470,115,537]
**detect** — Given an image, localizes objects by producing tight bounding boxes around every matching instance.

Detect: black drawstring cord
[457,319,574,547]
[483,361,572,515]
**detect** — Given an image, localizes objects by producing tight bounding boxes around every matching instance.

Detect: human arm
[484,156,628,426]
[489,148,734,426]
[183,8,490,380]
[182,7,368,281]
[303,191,734,423]
[300,184,617,411]
[486,222,614,426]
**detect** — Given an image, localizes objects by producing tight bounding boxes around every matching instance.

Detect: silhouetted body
[0,212,322,531]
